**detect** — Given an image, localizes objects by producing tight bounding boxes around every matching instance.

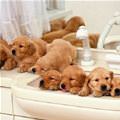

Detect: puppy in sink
[0,39,17,70]
[40,70,61,90]
[60,65,86,94]
[110,77,120,97]
[79,67,113,97]
[30,39,77,75]
[11,36,47,72]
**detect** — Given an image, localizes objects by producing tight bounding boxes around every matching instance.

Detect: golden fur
[11,36,47,72]
[50,19,66,32]
[0,39,17,70]
[79,67,113,97]
[110,77,120,97]
[40,70,61,90]
[30,39,77,75]
[60,65,86,94]
[42,16,85,43]
[63,33,99,48]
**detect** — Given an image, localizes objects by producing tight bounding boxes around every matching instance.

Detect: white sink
[104,35,120,50]
[10,48,120,120]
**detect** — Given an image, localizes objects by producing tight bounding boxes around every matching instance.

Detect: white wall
[65,0,120,35]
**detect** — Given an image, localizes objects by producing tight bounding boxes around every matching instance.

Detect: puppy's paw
[78,88,89,96]
[70,87,80,94]
[18,64,30,73]
[3,59,17,70]
[93,91,103,97]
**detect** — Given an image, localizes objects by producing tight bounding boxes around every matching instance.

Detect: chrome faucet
[97,12,120,49]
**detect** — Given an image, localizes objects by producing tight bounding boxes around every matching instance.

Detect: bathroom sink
[10,48,120,120]
[104,41,120,50]
[100,35,120,51]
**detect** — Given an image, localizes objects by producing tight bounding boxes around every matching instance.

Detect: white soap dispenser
[76,26,95,66]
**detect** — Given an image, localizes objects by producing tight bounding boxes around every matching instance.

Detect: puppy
[110,77,120,97]
[79,67,113,97]
[0,39,17,70]
[63,33,99,48]
[42,16,85,43]
[11,36,47,72]
[40,70,61,90]
[30,39,77,75]
[50,19,66,32]
[60,65,86,94]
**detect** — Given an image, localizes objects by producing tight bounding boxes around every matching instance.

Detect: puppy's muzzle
[0,60,5,68]
[39,80,44,87]
[115,88,120,96]
[12,49,16,55]
[100,85,107,91]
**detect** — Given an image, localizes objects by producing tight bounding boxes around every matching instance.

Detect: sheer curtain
[0,0,50,42]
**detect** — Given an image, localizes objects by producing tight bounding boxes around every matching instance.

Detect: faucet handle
[76,26,88,40]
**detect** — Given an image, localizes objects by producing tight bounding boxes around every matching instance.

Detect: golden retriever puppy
[50,19,66,32]
[11,36,47,72]
[42,16,85,43]
[0,39,17,70]
[60,65,86,94]
[30,39,77,75]
[110,77,120,97]
[79,67,113,97]
[40,70,61,90]
[63,33,99,48]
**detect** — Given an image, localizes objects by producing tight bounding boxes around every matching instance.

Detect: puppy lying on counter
[40,70,61,90]
[60,65,86,94]
[110,77,120,97]
[0,39,17,70]
[79,67,113,97]
[11,36,47,72]
[42,16,85,43]
[40,65,86,92]
[30,39,77,75]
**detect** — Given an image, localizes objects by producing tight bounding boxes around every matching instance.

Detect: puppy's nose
[12,49,16,55]
[60,83,66,89]
[115,88,120,96]
[32,68,36,73]
[0,60,5,68]
[39,80,44,87]
[101,85,107,91]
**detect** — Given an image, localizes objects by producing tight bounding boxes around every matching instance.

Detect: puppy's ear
[109,71,114,79]
[28,42,36,55]
[78,76,91,96]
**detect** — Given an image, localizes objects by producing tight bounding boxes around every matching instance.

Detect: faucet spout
[97,12,120,49]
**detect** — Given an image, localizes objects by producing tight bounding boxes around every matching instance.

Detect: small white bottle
[76,26,94,66]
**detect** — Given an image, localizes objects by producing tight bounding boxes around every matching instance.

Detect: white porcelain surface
[0,114,13,120]
[13,96,33,118]
[15,116,36,120]
[16,98,120,120]
[0,88,12,114]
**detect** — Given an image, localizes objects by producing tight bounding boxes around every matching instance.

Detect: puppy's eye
[105,77,109,80]
[95,79,99,82]
[70,78,73,80]
[19,45,24,48]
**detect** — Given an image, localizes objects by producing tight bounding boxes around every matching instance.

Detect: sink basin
[9,48,120,120]
[103,35,120,50]
[104,41,120,50]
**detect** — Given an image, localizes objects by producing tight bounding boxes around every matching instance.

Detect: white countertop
[0,69,39,88]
